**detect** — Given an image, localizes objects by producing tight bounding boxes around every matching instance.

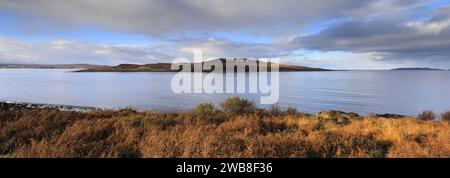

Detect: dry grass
[0,98,449,158]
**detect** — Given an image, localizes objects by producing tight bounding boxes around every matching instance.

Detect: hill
[75,59,330,72]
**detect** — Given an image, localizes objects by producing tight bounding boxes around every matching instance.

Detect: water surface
[1,69,449,115]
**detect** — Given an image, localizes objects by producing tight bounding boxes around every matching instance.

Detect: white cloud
[0,37,181,64]
[286,5,450,67]
[0,36,285,64]
[0,0,430,36]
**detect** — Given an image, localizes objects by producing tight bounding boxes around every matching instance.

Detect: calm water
[1,69,449,115]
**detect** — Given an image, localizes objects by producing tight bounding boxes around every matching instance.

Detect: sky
[0,0,449,69]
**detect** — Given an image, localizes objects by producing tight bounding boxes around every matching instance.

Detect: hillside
[75,59,330,72]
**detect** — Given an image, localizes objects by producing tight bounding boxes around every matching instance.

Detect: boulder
[375,113,406,119]
[317,110,360,125]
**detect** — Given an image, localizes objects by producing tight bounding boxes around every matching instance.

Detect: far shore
[2,63,450,72]
[0,59,333,72]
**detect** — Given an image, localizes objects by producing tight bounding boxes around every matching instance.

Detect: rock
[317,110,360,119]
[0,102,99,112]
[375,113,406,119]
[317,110,360,125]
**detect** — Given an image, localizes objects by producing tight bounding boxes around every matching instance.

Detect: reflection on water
[0,69,449,115]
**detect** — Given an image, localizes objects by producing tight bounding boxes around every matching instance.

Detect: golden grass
[0,100,448,158]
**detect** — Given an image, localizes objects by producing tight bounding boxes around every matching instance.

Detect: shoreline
[0,101,100,112]
[0,101,408,118]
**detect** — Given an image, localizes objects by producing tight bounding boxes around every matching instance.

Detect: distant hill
[75,59,331,72]
[392,67,443,71]
[0,64,107,69]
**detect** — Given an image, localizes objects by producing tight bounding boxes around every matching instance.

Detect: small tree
[192,103,224,124]
[220,97,255,115]
[417,110,436,121]
[441,111,450,122]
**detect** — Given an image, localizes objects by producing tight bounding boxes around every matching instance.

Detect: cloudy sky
[0,0,449,69]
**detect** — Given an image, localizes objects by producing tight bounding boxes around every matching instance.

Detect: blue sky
[0,0,449,69]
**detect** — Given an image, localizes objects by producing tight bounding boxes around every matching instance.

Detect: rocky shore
[0,101,410,118]
[0,101,100,112]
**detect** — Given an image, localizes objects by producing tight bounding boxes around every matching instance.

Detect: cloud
[0,0,431,36]
[175,38,287,59]
[0,36,287,65]
[0,37,181,64]
[287,5,450,67]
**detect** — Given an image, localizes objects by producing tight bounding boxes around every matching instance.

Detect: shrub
[192,103,225,124]
[441,111,450,122]
[268,105,298,116]
[147,117,180,130]
[260,120,291,134]
[117,108,138,116]
[417,110,436,121]
[220,97,255,115]
[268,105,282,116]
[285,107,298,115]
[131,117,148,127]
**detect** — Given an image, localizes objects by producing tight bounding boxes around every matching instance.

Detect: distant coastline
[0,64,106,69]
[3,63,448,72]
[391,67,443,71]
[0,59,330,72]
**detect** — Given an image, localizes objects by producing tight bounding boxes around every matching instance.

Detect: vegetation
[0,98,448,158]
[441,111,450,122]
[191,103,225,124]
[74,59,330,72]
[220,96,255,115]
[417,110,436,121]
